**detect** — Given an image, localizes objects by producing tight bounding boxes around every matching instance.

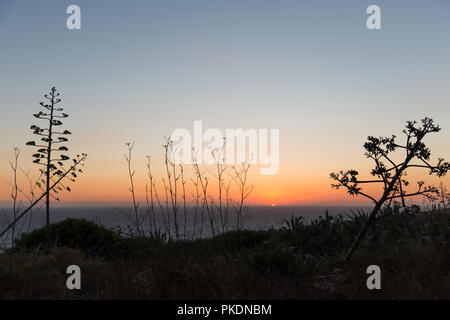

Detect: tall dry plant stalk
[2,148,43,248]
[180,164,188,239]
[26,87,86,245]
[163,138,181,239]
[190,174,201,238]
[124,142,142,235]
[193,158,217,237]
[9,148,20,246]
[232,162,253,231]
[0,153,87,240]
[119,137,254,240]
[145,156,157,234]
[210,139,227,233]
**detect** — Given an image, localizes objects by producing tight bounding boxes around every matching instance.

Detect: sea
[0,205,375,247]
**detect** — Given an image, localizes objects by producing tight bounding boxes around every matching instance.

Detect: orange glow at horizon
[1,137,449,207]
[1,158,448,207]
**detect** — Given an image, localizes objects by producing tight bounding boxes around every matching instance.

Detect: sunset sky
[1,0,450,206]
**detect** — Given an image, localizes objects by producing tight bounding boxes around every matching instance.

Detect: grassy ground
[0,208,448,299]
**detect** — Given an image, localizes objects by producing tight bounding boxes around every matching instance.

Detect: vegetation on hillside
[0,206,448,299]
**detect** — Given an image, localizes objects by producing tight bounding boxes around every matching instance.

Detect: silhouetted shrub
[14,218,123,258]
[190,230,274,255]
[119,236,167,259]
[252,249,298,276]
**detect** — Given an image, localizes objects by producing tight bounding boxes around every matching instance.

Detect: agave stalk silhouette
[26,87,86,244]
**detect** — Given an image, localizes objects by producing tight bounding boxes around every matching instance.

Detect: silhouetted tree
[26,87,85,240]
[331,118,449,261]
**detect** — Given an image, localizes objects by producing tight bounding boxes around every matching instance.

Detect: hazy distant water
[0,205,372,247]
